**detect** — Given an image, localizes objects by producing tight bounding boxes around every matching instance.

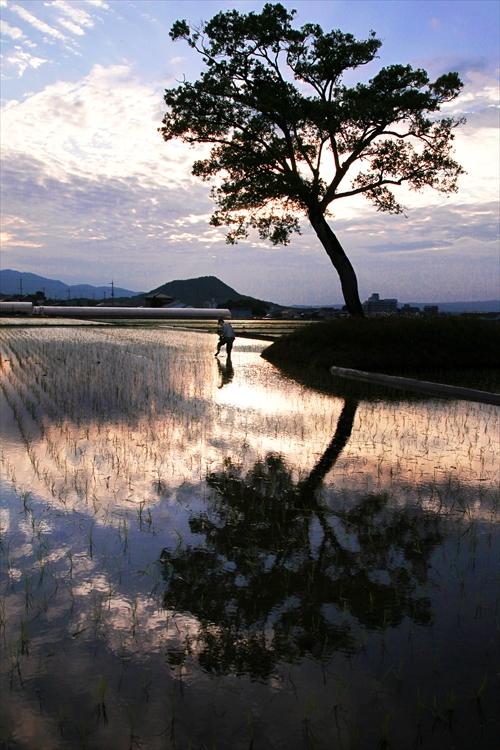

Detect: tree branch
[334,176,406,200]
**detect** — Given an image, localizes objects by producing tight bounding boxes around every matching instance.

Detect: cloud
[421,53,493,79]
[4,48,48,77]
[1,61,497,304]
[0,231,44,248]
[2,59,495,200]
[351,204,498,254]
[0,214,45,250]
[451,122,499,204]
[48,0,94,28]
[0,148,216,285]
[1,144,497,303]
[1,64,205,190]
[0,19,24,39]
[420,56,499,117]
[444,70,499,115]
[56,17,85,36]
[10,3,68,42]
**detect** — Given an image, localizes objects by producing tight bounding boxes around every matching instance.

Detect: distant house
[363,293,398,315]
[423,305,439,316]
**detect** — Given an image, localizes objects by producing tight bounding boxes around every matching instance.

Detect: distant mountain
[0,270,142,300]
[138,275,277,309]
[0,270,277,312]
[3,269,496,313]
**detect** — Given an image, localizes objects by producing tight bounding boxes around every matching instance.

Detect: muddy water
[0,326,498,750]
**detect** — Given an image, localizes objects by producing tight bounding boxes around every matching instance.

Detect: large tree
[160,3,464,316]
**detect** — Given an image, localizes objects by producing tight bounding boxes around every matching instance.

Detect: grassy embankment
[262,316,500,396]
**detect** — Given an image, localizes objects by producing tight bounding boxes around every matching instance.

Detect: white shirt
[220,322,235,338]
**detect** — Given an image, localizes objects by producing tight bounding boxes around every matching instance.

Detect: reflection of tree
[160,399,443,679]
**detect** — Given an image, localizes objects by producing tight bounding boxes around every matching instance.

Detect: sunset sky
[1,0,498,304]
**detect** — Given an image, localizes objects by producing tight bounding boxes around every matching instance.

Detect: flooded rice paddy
[0,326,498,750]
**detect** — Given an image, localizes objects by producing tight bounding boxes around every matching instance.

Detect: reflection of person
[215,318,236,358]
[216,358,234,388]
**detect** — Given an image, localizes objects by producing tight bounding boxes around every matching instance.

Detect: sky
[0,0,499,305]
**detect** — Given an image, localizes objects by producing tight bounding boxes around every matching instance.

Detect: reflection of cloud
[215,379,296,413]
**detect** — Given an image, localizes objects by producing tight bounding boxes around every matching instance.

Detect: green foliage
[161,3,464,242]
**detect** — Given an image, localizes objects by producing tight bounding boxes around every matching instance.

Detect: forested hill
[142,275,270,308]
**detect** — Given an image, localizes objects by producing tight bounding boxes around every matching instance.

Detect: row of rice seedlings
[1,327,497,533]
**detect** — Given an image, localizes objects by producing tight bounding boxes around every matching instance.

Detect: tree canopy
[161,3,465,315]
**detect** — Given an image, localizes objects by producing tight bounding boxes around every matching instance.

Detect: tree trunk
[308,207,364,317]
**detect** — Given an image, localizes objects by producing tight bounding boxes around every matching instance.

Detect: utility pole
[109,280,115,306]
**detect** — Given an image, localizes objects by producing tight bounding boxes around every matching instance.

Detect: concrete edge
[330,366,500,406]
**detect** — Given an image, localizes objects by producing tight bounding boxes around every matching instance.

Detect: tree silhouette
[161,399,443,678]
[161,4,464,315]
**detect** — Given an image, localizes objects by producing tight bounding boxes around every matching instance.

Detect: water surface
[0,327,498,749]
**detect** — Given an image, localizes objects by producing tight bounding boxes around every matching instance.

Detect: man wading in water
[215,318,236,358]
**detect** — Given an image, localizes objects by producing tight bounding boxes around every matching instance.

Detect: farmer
[215,318,236,358]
